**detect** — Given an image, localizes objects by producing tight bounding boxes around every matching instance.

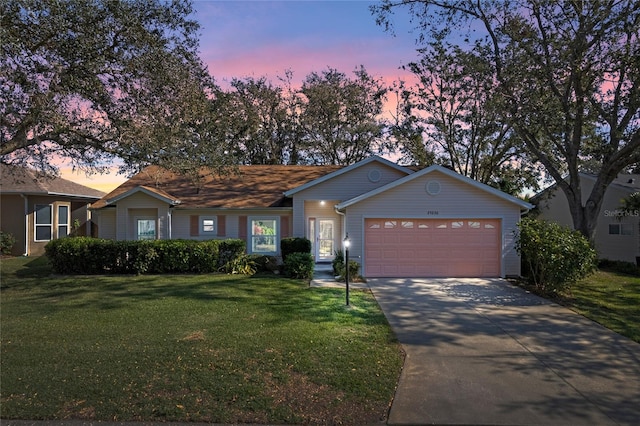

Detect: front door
[311,218,335,261]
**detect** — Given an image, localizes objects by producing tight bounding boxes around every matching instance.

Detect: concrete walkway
[367,278,640,426]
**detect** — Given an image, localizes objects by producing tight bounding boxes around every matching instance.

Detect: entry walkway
[368,278,640,426]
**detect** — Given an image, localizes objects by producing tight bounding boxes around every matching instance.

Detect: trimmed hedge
[283,252,315,280]
[281,237,311,261]
[45,237,246,275]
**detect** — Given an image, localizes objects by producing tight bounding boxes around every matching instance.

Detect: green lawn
[0,256,404,424]
[561,269,640,343]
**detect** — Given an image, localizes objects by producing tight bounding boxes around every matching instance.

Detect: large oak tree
[1,0,225,176]
[299,67,388,165]
[373,0,640,241]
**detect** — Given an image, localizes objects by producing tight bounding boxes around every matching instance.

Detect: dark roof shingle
[0,164,105,199]
[92,165,343,209]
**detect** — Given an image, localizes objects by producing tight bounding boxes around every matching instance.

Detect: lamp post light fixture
[343,233,350,306]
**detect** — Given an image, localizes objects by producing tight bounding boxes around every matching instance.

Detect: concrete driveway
[367,278,640,426]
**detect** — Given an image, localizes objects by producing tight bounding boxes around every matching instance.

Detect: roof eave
[336,165,534,211]
[284,156,412,197]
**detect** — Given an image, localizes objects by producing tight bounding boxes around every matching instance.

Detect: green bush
[220,254,257,275]
[516,218,597,294]
[283,252,314,280]
[332,249,344,276]
[249,254,280,273]
[45,238,246,275]
[0,231,16,255]
[337,260,360,282]
[281,237,311,262]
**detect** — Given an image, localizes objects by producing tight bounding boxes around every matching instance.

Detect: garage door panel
[365,218,500,278]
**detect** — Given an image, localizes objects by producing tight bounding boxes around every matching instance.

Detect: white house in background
[532,173,640,265]
[91,156,533,278]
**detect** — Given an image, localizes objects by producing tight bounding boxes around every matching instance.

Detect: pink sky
[66,1,421,192]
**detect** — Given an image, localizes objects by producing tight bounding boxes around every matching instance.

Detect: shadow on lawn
[6,261,380,326]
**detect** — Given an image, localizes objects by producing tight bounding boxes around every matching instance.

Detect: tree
[398,38,539,194]
[1,0,223,176]
[373,0,640,241]
[299,66,387,165]
[223,76,297,165]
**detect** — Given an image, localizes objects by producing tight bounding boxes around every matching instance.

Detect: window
[451,221,464,229]
[384,220,397,229]
[468,221,480,229]
[609,223,633,236]
[250,218,277,253]
[58,205,69,238]
[402,221,414,229]
[200,217,216,234]
[137,219,156,240]
[34,204,52,241]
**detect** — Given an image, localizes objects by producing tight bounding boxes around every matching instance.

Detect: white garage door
[365,218,501,277]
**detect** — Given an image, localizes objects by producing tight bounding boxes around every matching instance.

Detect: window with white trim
[58,205,69,238]
[609,223,633,236]
[137,219,156,240]
[200,217,216,234]
[34,204,53,241]
[250,218,278,254]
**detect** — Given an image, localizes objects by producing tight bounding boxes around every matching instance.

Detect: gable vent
[426,180,441,195]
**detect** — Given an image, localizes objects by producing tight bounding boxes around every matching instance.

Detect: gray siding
[344,170,523,277]
[291,162,408,236]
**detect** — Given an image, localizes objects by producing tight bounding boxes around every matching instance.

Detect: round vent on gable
[368,169,382,183]
[426,180,441,195]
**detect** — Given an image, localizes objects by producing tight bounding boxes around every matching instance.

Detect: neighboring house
[91,156,533,278]
[533,173,640,265]
[0,164,105,256]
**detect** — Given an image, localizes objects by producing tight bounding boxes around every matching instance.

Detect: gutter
[19,194,28,256]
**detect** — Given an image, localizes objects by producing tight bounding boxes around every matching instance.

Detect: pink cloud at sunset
[72,1,424,192]
[195,1,420,87]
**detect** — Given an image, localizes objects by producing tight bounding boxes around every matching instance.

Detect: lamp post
[343,234,350,306]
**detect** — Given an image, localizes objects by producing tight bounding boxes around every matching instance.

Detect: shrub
[250,254,280,273]
[281,237,311,262]
[220,254,257,275]
[337,260,361,282]
[218,239,246,269]
[45,238,246,275]
[0,231,16,255]
[332,249,344,276]
[516,218,597,294]
[283,252,314,280]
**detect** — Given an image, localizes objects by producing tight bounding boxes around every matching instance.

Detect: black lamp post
[343,233,350,306]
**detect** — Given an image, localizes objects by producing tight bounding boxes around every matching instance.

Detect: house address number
[426,210,439,215]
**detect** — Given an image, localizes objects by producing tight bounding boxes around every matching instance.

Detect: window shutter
[190,215,199,237]
[217,215,226,237]
[280,216,290,238]
[238,216,247,241]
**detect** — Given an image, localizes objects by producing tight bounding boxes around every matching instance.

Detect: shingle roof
[91,164,343,210]
[0,164,105,199]
[612,174,640,191]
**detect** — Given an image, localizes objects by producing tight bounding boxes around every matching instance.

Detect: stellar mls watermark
[604,209,640,217]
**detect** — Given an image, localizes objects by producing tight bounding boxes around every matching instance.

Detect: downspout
[334,206,346,240]
[19,194,29,256]
[167,208,172,240]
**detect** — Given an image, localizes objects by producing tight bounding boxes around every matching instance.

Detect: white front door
[314,219,335,261]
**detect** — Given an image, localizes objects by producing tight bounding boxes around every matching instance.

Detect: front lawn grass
[560,268,640,343]
[0,256,404,424]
